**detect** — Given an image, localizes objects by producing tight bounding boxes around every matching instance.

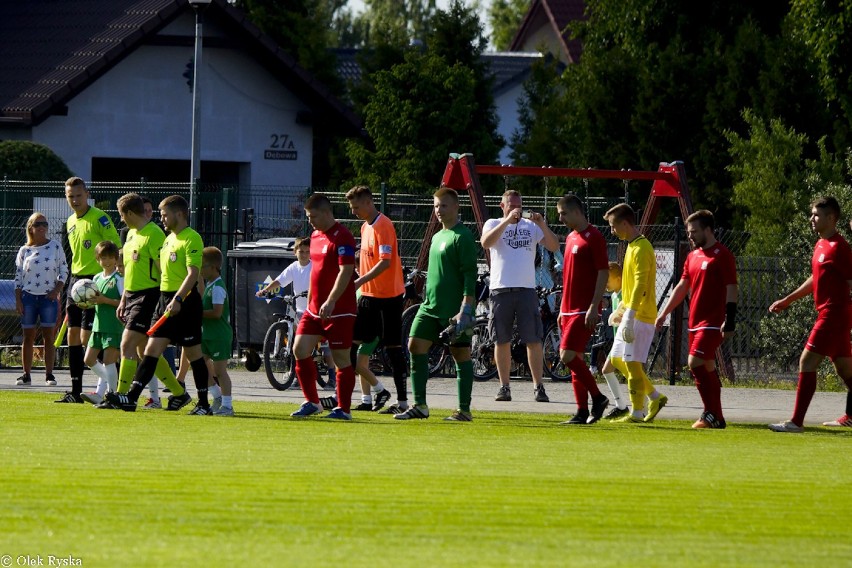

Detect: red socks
[335,365,356,413]
[691,365,723,418]
[295,357,319,404]
[572,376,589,410]
[566,356,601,403]
[791,371,817,427]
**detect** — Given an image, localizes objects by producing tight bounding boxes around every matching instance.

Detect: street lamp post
[189,0,211,225]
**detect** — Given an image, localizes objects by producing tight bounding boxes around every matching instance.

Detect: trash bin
[227,237,298,368]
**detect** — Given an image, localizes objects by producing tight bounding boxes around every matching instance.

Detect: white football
[70,279,99,309]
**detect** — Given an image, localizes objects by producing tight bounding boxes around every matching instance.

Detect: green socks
[411,353,429,406]
[456,359,474,412]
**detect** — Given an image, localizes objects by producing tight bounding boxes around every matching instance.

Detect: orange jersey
[359,213,404,298]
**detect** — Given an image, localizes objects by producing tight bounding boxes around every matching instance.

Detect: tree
[0,141,73,180]
[726,110,810,257]
[345,0,503,191]
[788,0,852,148]
[508,0,821,226]
[234,0,343,93]
[488,0,528,51]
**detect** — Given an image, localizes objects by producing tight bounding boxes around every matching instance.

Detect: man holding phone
[481,190,560,402]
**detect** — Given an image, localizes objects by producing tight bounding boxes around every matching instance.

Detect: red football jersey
[560,225,609,315]
[307,222,357,317]
[681,242,737,330]
[812,232,852,313]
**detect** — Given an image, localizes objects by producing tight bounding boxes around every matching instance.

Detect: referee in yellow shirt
[56,177,120,403]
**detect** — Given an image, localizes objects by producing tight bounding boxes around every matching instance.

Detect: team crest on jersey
[83,239,92,249]
[170,252,177,262]
[572,245,579,254]
[440,242,447,251]
[701,261,708,270]
[322,245,328,253]
[132,251,139,262]
[818,253,825,263]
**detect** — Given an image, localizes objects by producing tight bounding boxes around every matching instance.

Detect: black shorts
[150,288,202,347]
[353,294,404,346]
[66,274,96,331]
[124,288,160,333]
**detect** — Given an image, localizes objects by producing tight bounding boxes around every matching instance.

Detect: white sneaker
[768,420,804,433]
[213,405,234,416]
[80,392,103,405]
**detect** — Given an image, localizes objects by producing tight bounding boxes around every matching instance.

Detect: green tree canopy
[345,0,503,191]
[488,0,528,51]
[0,141,73,180]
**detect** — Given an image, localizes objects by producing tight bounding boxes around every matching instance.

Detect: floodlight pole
[189,0,211,225]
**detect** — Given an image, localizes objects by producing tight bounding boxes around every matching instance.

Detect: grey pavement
[1,367,848,426]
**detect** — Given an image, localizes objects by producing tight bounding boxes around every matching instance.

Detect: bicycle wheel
[314,347,330,389]
[263,321,295,391]
[470,318,498,381]
[543,321,571,381]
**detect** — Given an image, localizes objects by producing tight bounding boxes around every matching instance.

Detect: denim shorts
[21,291,59,329]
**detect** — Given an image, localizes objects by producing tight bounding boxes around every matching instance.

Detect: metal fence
[0,179,798,382]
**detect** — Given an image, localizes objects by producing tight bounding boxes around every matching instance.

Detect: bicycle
[470,285,571,381]
[261,291,331,391]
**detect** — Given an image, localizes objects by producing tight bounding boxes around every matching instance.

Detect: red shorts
[559,314,593,352]
[688,329,723,359]
[296,312,355,350]
[806,314,852,360]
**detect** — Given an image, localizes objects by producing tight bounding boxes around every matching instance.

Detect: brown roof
[0,0,361,134]
[509,0,586,63]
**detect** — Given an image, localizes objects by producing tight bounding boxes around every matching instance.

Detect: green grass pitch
[2,391,851,567]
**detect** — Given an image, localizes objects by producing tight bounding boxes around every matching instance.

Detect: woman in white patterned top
[14,212,68,386]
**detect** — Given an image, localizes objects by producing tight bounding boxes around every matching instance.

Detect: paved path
[1,367,847,427]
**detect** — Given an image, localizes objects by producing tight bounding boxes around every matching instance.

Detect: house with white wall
[0,0,361,190]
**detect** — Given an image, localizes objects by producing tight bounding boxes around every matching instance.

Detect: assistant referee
[56,177,120,403]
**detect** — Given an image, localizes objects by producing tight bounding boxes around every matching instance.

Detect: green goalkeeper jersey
[420,223,478,320]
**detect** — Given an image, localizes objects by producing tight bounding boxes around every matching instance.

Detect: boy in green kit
[80,242,123,405]
[201,247,234,416]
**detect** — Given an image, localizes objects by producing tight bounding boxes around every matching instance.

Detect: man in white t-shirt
[481,190,560,402]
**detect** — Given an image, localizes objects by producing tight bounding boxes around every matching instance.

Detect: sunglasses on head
[33,221,48,227]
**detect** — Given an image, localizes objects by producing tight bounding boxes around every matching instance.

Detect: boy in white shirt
[256,237,336,386]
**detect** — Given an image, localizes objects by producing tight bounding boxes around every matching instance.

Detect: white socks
[603,372,628,409]
[91,362,118,395]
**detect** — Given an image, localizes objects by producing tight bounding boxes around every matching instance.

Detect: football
[70,278,99,309]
